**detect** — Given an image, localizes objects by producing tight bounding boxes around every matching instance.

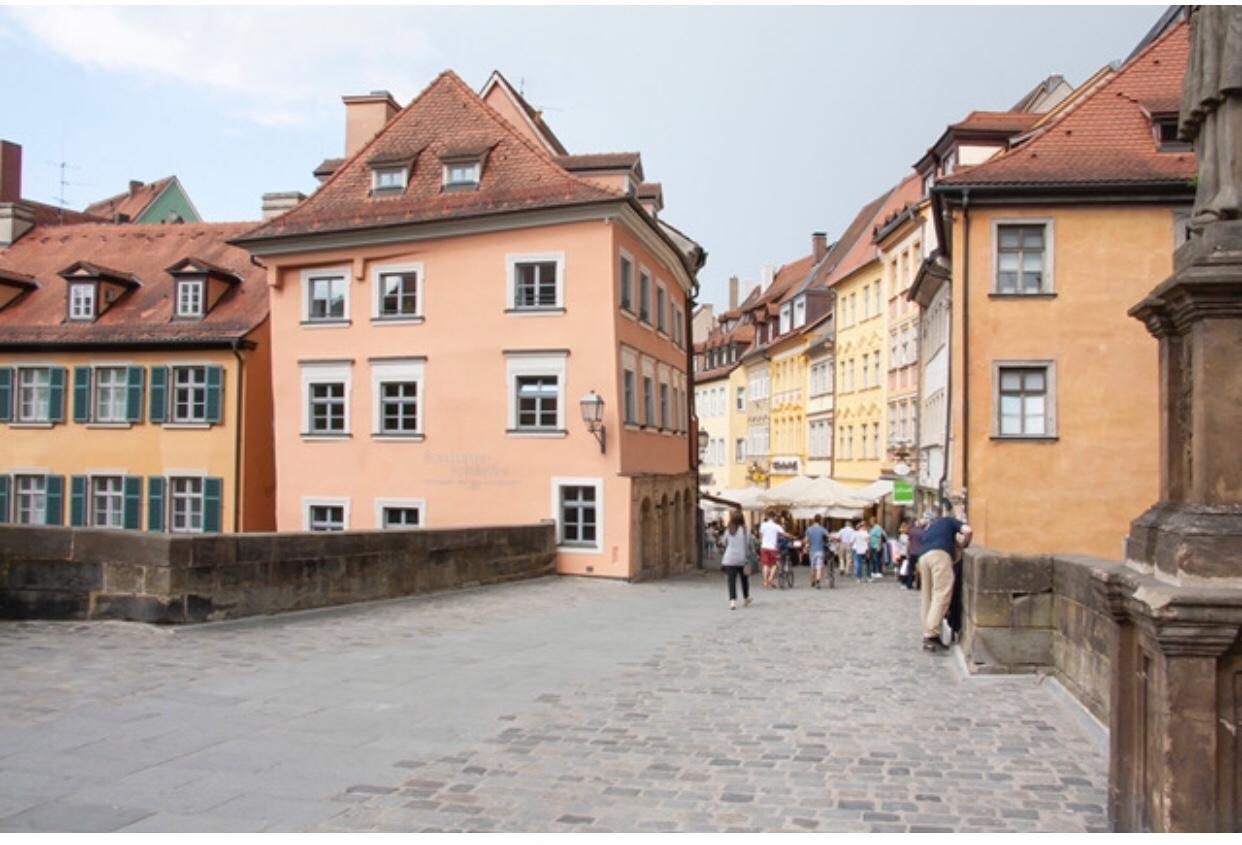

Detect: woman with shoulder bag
[720,511,754,610]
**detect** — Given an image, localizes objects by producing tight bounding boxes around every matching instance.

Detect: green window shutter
[125,366,144,423]
[69,475,88,527]
[149,366,168,423]
[0,367,11,422]
[205,366,223,424]
[73,367,92,423]
[45,475,64,526]
[0,475,9,524]
[203,477,223,533]
[123,476,142,530]
[48,367,66,423]
[147,477,165,532]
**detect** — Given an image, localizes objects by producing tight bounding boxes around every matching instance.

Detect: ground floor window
[376,499,424,529]
[552,478,602,552]
[306,500,347,531]
[91,476,125,528]
[169,477,204,533]
[14,475,47,524]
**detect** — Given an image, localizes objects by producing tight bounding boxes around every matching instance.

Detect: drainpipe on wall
[957,189,971,518]
[231,338,245,534]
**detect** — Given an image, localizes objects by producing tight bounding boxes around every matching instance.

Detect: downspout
[957,189,971,516]
[231,337,244,533]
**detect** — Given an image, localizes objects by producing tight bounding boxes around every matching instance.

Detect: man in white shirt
[835,524,856,576]
[851,521,871,583]
[758,512,788,589]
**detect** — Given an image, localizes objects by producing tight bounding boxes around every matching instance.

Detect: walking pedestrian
[917,508,973,653]
[868,518,887,579]
[903,516,927,590]
[851,520,870,582]
[758,511,788,589]
[894,520,910,587]
[720,511,753,610]
[835,521,856,576]
[804,515,831,589]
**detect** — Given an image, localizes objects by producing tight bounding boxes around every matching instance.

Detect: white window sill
[505,307,566,316]
[505,428,568,438]
[163,422,212,430]
[372,433,425,442]
[619,307,637,321]
[623,422,641,431]
[300,319,352,328]
[8,421,54,429]
[301,433,352,441]
[371,316,424,325]
[85,422,133,429]
[557,544,603,556]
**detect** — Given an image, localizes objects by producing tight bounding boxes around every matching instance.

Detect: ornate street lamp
[697,427,710,461]
[579,390,605,453]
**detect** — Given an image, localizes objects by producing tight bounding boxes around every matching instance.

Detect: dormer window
[443,161,480,189]
[1153,114,1190,152]
[175,277,205,319]
[371,166,408,194]
[68,283,95,321]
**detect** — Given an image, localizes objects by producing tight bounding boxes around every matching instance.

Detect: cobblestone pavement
[0,571,1109,832]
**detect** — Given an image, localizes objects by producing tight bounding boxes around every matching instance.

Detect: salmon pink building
[237,71,705,580]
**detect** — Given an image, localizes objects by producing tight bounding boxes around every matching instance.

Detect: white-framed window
[304,498,349,531]
[175,278,205,319]
[372,262,423,321]
[621,347,638,425]
[17,367,52,422]
[793,295,806,328]
[779,303,792,335]
[375,498,425,529]
[14,475,48,524]
[91,475,125,528]
[619,252,634,313]
[169,476,205,533]
[506,252,564,311]
[69,283,95,321]
[371,358,425,438]
[93,366,128,423]
[994,361,1057,438]
[505,351,566,434]
[300,361,352,436]
[551,477,602,553]
[301,267,350,324]
[736,386,745,411]
[372,165,408,193]
[658,381,670,430]
[735,437,746,463]
[656,283,667,333]
[171,366,208,423]
[993,220,1054,295]
[443,160,481,188]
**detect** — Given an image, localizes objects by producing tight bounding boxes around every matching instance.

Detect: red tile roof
[554,153,643,175]
[940,21,1192,188]
[240,71,623,242]
[821,176,922,288]
[83,177,175,221]
[0,222,268,345]
[24,200,102,227]
[949,111,1042,134]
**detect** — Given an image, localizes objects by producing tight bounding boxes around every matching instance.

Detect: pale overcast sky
[2,5,1165,310]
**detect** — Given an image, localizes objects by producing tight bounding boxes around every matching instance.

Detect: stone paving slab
[0,572,1109,832]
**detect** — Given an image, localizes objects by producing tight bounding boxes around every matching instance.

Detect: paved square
[0,572,1109,831]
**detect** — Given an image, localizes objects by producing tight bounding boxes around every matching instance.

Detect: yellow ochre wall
[949,204,1171,559]
[831,259,887,486]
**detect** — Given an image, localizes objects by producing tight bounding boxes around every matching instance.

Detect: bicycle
[778,554,795,589]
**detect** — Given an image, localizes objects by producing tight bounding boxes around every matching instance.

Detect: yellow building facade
[830,259,887,485]
[767,332,809,481]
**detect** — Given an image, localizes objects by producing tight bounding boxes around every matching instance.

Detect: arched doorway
[640,497,656,577]
[672,491,683,570]
[658,494,670,578]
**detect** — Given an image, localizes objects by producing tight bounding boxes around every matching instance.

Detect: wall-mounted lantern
[580,390,606,454]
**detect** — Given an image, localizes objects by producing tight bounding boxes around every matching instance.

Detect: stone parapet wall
[963,548,1121,724]
[0,523,556,624]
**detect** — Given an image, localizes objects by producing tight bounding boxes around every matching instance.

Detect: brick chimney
[261,191,307,221]
[812,231,828,263]
[728,275,739,310]
[761,263,776,292]
[128,179,144,195]
[342,91,400,157]
[0,141,22,203]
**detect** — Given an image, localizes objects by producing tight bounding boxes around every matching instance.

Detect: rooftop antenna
[43,159,91,224]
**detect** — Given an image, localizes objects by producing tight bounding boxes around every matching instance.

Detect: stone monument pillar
[1112,5,1242,832]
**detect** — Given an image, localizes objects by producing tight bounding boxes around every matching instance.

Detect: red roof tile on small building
[0,222,268,345]
[83,177,175,221]
[239,72,624,242]
[949,111,1042,134]
[939,21,1192,188]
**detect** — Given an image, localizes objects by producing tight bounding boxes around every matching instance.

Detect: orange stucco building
[237,71,705,579]
[929,21,1194,559]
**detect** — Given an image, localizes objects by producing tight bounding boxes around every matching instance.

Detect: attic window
[175,277,205,319]
[443,160,481,190]
[69,283,95,321]
[371,166,408,194]
[1154,115,1190,152]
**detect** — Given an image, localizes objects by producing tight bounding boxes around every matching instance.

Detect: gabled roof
[83,176,180,222]
[479,70,569,156]
[554,152,645,181]
[949,111,1042,134]
[59,260,141,288]
[822,175,923,287]
[1010,75,1070,112]
[0,222,268,346]
[23,200,101,227]
[239,71,623,243]
[938,20,1192,190]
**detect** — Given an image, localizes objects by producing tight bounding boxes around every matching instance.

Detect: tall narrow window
[656,286,667,332]
[639,272,651,323]
[623,369,636,424]
[14,475,47,524]
[176,279,205,318]
[659,383,669,429]
[558,484,597,548]
[69,284,95,320]
[619,255,634,313]
[642,376,654,426]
